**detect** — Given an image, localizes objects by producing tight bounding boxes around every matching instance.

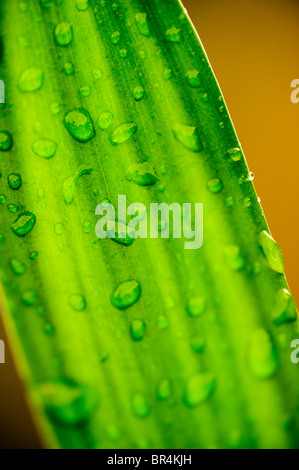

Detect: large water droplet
[54,22,73,46]
[62,166,93,205]
[0,131,13,151]
[111,279,141,310]
[273,288,297,326]
[135,13,151,37]
[126,162,158,186]
[131,393,150,418]
[63,108,95,142]
[38,377,97,426]
[165,26,181,42]
[8,173,22,190]
[248,329,278,378]
[110,123,137,145]
[18,67,44,92]
[130,319,146,341]
[69,294,87,311]
[172,123,202,152]
[258,230,284,273]
[185,70,201,88]
[183,372,216,407]
[12,211,36,237]
[32,139,57,158]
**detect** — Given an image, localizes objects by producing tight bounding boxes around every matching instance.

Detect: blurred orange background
[0,0,298,449]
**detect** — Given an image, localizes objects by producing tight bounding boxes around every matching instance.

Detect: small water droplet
[131,393,150,418]
[54,222,64,235]
[63,108,95,142]
[110,122,137,145]
[18,67,44,92]
[9,258,25,275]
[258,230,284,273]
[223,245,245,271]
[165,26,181,42]
[172,123,202,152]
[249,172,254,181]
[83,220,92,233]
[30,251,39,260]
[190,335,205,353]
[0,131,12,151]
[50,102,61,115]
[133,86,145,101]
[69,294,87,311]
[38,377,97,426]
[54,22,73,46]
[21,289,37,306]
[126,162,158,186]
[130,319,146,341]
[183,372,216,407]
[93,69,103,80]
[32,139,57,159]
[12,211,36,237]
[43,322,55,335]
[225,196,234,207]
[273,288,297,326]
[110,31,120,44]
[157,379,172,400]
[163,68,173,80]
[248,329,278,378]
[97,112,113,130]
[156,314,169,329]
[79,85,91,97]
[207,177,223,194]
[76,0,89,10]
[63,62,75,76]
[111,279,141,310]
[0,194,7,205]
[8,173,22,190]
[62,166,93,205]
[227,147,242,162]
[243,197,251,208]
[185,69,201,88]
[135,13,151,37]
[186,297,206,317]
[7,204,18,213]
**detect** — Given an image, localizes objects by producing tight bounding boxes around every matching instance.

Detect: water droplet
[97,112,113,130]
[190,335,206,353]
[0,194,7,205]
[69,294,87,311]
[62,166,93,205]
[79,85,91,97]
[76,0,89,10]
[165,26,181,42]
[83,220,92,233]
[243,197,251,207]
[38,377,97,426]
[50,102,61,115]
[63,62,75,76]
[133,86,145,101]
[227,147,242,162]
[93,69,103,80]
[43,322,55,335]
[126,162,158,186]
[0,131,13,151]
[30,251,39,260]
[185,69,201,88]
[110,31,120,44]
[131,393,150,418]
[225,196,234,207]
[112,3,119,12]
[156,314,169,329]
[224,245,245,271]
[54,222,64,235]
[32,139,57,159]
[110,122,137,145]
[8,173,22,190]
[111,279,141,310]
[207,177,223,194]
[7,204,18,213]
[18,67,44,92]
[258,230,284,273]
[273,288,297,326]
[54,22,73,46]
[186,297,206,317]
[130,319,146,341]
[249,172,254,181]
[135,13,151,37]
[0,234,5,243]
[248,329,278,378]
[63,108,95,142]
[119,48,127,58]
[172,123,202,152]
[157,379,172,400]
[183,372,216,407]
[41,0,53,7]
[9,258,25,275]
[21,289,37,306]
[12,211,36,237]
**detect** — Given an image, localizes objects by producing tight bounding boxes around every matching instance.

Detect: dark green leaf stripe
[0,0,298,449]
